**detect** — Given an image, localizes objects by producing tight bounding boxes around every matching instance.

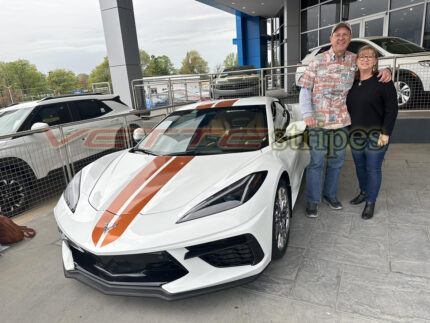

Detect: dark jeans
[350,131,389,203]
[306,127,348,203]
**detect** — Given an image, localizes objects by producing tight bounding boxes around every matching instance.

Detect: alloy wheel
[395,81,411,106]
[274,186,290,251]
[0,178,25,215]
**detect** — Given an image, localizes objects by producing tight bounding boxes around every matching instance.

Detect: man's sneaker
[323,196,343,210]
[305,202,318,218]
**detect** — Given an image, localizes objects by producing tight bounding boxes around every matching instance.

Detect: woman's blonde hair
[355,45,379,80]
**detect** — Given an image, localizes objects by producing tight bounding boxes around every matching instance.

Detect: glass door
[348,14,388,38]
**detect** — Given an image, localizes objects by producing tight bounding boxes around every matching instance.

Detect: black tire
[395,72,423,109]
[271,179,291,260]
[0,169,32,218]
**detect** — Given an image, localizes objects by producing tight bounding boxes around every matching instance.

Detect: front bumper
[61,233,266,300]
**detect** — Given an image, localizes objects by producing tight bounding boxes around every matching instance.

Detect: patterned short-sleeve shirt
[298,47,356,129]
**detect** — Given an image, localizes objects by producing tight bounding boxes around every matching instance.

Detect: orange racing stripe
[195,102,214,110]
[214,99,238,108]
[91,155,172,246]
[100,156,195,247]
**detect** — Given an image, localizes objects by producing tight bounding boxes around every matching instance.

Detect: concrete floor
[1,144,430,323]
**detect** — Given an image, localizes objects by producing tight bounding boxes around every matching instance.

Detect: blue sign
[73,90,82,94]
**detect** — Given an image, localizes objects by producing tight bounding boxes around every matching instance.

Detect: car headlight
[177,171,267,223]
[63,171,82,213]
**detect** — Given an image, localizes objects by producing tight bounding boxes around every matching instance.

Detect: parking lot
[1,143,430,323]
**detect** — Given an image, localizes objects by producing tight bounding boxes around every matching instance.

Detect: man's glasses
[358,55,376,60]
[332,33,351,38]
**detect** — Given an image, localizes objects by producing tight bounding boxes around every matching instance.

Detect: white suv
[296,36,430,108]
[0,94,141,217]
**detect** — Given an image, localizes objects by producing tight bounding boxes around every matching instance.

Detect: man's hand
[378,134,389,146]
[377,68,392,83]
[304,116,316,128]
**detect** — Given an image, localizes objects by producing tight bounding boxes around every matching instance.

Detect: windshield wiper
[129,147,159,156]
[163,150,223,156]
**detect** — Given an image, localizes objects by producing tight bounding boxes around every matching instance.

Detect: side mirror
[285,121,306,138]
[133,128,146,142]
[31,122,49,131]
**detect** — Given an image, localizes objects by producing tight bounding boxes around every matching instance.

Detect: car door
[22,103,75,179]
[67,99,123,172]
[272,101,309,205]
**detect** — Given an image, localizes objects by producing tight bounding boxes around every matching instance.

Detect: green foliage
[46,69,79,95]
[223,52,238,68]
[77,73,90,91]
[89,57,111,85]
[140,50,151,76]
[143,54,175,76]
[179,50,209,74]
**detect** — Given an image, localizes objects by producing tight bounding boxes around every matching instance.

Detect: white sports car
[54,96,309,300]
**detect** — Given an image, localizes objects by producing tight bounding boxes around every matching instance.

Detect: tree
[223,52,238,68]
[89,57,111,85]
[179,50,209,74]
[46,69,78,94]
[140,49,151,76]
[77,73,90,91]
[213,63,223,73]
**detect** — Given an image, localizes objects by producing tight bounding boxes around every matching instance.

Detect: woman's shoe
[350,191,366,205]
[361,202,375,220]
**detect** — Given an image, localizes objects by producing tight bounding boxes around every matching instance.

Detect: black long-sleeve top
[346,75,398,135]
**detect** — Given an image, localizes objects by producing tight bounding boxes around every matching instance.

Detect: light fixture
[232,2,235,4]
[242,6,246,9]
[261,2,265,5]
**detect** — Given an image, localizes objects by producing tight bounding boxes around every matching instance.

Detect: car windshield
[136,105,268,156]
[0,108,33,136]
[219,66,258,78]
[371,37,428,54]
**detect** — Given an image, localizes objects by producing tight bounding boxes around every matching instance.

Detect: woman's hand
[378,134,389,146]
[304,116,316,128]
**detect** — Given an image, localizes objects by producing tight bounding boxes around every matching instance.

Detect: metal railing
[131,53,430,111]
[0,112,164,218]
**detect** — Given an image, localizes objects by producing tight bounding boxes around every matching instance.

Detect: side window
[31,104,73,126]
[69,100,112,121]
[317,45,331,54]
[273,102,290,140]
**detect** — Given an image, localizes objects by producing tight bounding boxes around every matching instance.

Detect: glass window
[391,0,424,10]
[342,0,387,20]
[347,41,369,54]
[301,6,319,31]
[319,27,332,46]
[301,0,318,10]
[423,3,430,49]
[301,31,318,59]
[388,5,424,46]
[69,100,112,121]
[0,107,33,135]
[320,0,340,28]
[372,37,427,54]
[350,23,360,38]
[33,104,72,126]
[273,102,290,140]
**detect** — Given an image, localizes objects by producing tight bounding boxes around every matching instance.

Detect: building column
[99,0,142,108]
[235,12,267,68]
[283,0,300,91]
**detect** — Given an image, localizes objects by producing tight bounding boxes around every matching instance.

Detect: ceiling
[202,0,284,18]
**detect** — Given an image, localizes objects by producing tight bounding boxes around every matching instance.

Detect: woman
[346,45,398,219]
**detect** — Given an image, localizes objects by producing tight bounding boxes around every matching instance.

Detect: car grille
[185,234,264,268]
[216,82,259,90]
[68,241,188,284]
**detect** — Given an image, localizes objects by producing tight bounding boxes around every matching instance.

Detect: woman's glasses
[358,55,376,60]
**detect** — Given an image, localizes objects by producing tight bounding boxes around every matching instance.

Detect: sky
[0,0,236,75]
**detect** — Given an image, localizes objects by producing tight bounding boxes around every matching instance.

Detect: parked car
[54,96,309,300]
[213,65,260,99]
[296,36,430,108]
[0,94,141,217]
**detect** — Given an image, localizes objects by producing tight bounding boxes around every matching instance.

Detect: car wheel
[395,72,423,108]
[0,170,31,218]
[271,179,291,260]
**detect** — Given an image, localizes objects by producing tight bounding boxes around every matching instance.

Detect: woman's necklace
[358,74,372,86]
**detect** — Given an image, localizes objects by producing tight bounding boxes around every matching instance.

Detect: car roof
[175,96,275,111]
[0,94,120,112]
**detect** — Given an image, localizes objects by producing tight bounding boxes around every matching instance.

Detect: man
[298,22,391,218]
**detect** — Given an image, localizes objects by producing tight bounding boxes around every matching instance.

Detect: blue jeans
[306,127,348,203]
[350,131,389,203]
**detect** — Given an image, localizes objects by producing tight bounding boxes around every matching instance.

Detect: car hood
[88,150,262,215]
